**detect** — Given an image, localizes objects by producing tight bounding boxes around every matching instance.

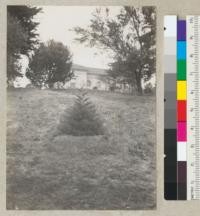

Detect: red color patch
[177,100,186,122]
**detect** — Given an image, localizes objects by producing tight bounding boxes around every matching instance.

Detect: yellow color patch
[177,81,187,100]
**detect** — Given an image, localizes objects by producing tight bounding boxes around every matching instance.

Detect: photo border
[1,0,200,215]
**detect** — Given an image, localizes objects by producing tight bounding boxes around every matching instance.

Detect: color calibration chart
[164,15,200,200]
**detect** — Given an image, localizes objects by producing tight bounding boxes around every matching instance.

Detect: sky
[35,6,119,68]
[15,6,121,87]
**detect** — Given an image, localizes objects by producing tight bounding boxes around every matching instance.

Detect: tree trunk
[7,79,14,88]
[136,74,143,95]
[48,82,54,89]
[130,84,135,94]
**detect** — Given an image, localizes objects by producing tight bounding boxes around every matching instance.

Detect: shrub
[144,83,154,94]
[58,91,105,136]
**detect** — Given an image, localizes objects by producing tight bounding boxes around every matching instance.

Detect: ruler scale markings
[187,16,200,200]
[164,15,200,200]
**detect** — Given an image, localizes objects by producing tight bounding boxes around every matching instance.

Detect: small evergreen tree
[58,91,105,136]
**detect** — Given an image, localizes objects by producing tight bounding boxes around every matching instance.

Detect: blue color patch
[177,41,186,59]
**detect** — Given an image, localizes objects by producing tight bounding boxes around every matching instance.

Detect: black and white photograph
[6,5,156,210]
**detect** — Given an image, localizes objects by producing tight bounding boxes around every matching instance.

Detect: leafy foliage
[58,91,105,136]
[144,83,155,95]
[7,6,42,55]
[7,6,42,82]
[26,40,73,88]
[73,6,156,94]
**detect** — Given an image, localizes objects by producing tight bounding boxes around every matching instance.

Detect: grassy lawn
[6,88,156,210]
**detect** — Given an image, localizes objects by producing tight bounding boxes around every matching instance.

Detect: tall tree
[26,40,73,88]
[7,6,42,83]
[73,6,156,94]
[7,14,26,82]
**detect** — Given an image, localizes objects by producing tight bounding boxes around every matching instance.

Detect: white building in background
[62,64,156,92]
[22,63,155,93]
[63,64,109,91]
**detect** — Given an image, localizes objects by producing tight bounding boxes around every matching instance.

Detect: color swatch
[177,20,187,200]
[164,15,177,200]
[165,15,200,201]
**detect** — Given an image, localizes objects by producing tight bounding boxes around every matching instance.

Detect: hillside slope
[7,89,156,210]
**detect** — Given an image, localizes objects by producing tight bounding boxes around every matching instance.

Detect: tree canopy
[26,40,73,88]
[7,6,42,83]
[73,6,156,94]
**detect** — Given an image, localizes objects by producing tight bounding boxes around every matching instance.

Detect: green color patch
[177,60,186,80]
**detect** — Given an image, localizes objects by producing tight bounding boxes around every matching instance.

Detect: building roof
[72,64,108,76]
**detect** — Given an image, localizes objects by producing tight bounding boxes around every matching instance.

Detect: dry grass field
[6,88,156,210]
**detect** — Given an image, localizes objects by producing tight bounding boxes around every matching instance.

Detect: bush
[58,91,105,136]
[144,83,154,95]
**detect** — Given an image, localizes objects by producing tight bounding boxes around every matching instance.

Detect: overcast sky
[35,6,122,68]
